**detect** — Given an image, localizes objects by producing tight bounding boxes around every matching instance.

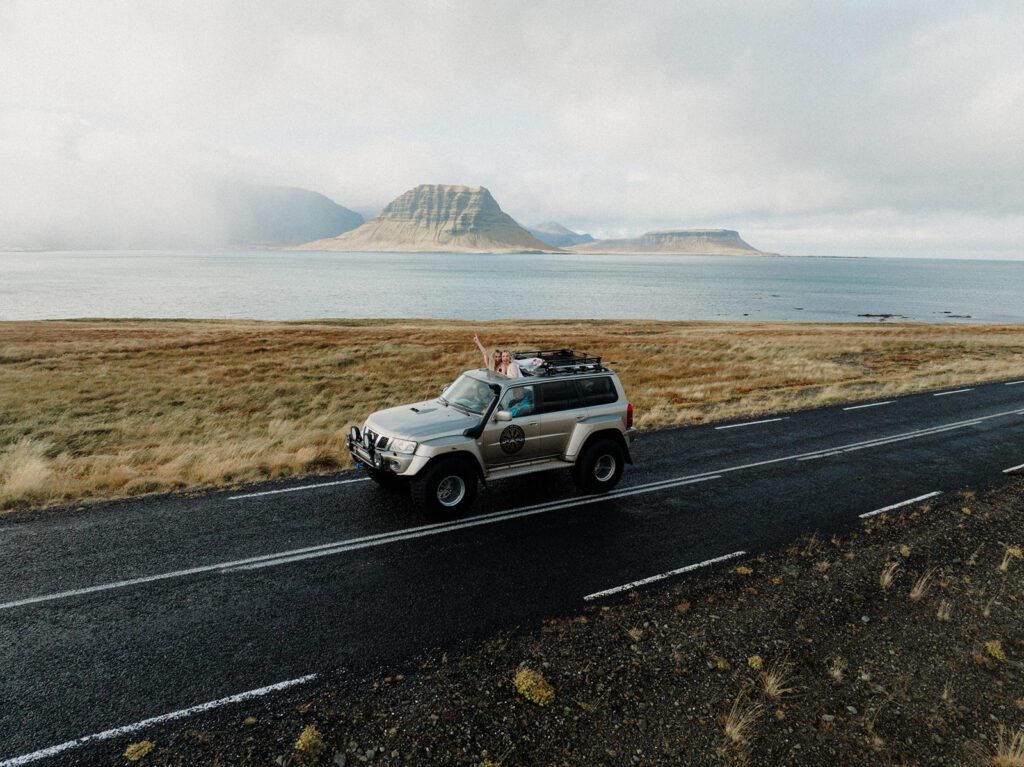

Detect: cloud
[1,1,1022,253]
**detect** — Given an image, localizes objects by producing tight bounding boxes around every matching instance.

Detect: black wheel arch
[578,430,633,464]
[418,451,487,481]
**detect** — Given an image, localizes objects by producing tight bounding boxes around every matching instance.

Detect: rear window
[537,380,582,414]
[577,376,619,406]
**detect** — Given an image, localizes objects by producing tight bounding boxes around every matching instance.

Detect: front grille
[362,429,391,451]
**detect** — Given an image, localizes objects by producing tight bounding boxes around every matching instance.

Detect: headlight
[390,438,417,454]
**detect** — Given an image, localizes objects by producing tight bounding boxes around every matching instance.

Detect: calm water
[1,250,1023,322]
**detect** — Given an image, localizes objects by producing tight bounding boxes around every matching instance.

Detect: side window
[578,377,619,406]
[537,380,582,414]
[499,385,535,417]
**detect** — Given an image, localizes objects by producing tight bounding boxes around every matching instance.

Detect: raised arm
[473,333,489,367]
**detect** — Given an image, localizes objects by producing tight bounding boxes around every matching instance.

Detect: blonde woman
[499,349,522,378]
[473,333,502,371]
[473,334,522,377]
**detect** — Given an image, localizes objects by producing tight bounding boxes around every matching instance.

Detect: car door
[536,379,584,457]
[478,384,542,466]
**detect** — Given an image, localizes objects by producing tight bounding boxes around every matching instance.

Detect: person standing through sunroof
[473,333,501,372]
[499,349,522,378]
[473,334,521,376]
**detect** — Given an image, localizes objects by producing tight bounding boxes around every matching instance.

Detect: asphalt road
[2,378,1024,765]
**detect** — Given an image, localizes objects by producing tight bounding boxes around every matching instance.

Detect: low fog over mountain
[0,181,362,250]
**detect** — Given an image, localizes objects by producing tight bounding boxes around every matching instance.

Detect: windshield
[442,374,496,415]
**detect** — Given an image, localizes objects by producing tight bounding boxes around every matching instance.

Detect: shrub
[123,741,155,762]
[514,667,555,706]
[294,724,327,764]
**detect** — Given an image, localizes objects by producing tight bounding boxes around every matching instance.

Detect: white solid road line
[228,477,370,500]
[715,417,788,430]
[0,674,318,767]
[843,401,893,411]
[858,491,942,519]
[1005,380,1024,386]
[933,388,975,397]
[6,406,1024,611]
[231,476,724,571]
[0,475,722,610]
[794,419,984,461]
[583,551,747,601]
[1003,463,1024,474]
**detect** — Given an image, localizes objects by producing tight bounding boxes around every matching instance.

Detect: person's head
[492,349,502,366]
[501,350,512,365]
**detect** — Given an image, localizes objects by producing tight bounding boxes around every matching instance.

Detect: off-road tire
[410,457,478,519]
[366,467,408,493]
[572,437,625,494]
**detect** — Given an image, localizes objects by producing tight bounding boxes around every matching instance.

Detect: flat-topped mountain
[295,184,555,253]
[570,228,766,255]
[528,221,595,248]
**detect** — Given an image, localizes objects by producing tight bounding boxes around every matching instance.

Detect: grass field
[2,319,1024,511]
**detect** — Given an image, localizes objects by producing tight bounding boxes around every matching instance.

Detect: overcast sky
[2,1,1023,256]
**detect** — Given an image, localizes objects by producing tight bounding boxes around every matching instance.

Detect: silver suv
[347,350,636,517]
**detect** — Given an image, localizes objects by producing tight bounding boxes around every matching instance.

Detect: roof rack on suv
[513,348,608,376]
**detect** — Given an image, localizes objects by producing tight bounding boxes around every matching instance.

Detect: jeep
[347,349,637,517]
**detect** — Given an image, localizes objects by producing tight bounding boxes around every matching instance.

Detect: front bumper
[347,426,426,476]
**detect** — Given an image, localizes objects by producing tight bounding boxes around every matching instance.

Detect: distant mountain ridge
[570,228,766,255]
[528,221,594,248]
[295,184,555,253]
[2,183,363,250]
[217,185,363,247]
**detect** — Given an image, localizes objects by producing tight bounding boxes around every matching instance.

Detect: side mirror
[494,410,512,422]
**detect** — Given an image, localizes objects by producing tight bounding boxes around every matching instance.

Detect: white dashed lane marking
[228,478,370,500]
[715,417,788,430]
[859,491,943,519]
[583,551,747,601]
[0,674,318,767]
[933,388,975,397]
[843,401,893,411]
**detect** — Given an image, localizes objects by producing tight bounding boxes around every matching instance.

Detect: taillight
[626,402,634,429]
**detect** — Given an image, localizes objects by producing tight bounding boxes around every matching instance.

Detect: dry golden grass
[758,657,795,701]
[999,545,1023,573]
[936,599,953,622]
[909,568,936,602]
[990,726,1024,767]
[2,318,1024,511]
[723,691,764,747]
[879,561,900,591]
[827,657,847,683]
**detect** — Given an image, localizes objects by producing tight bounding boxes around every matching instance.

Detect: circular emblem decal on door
[499,424,526,454]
